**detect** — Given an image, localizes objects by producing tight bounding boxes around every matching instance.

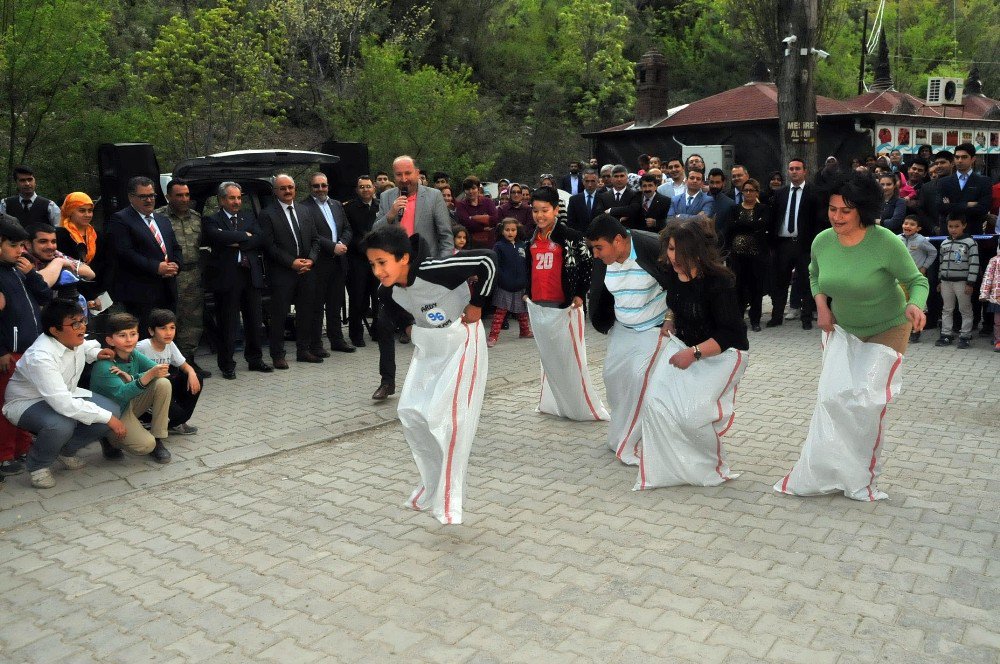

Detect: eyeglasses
[130,193,156,200]
[61,319,86,330]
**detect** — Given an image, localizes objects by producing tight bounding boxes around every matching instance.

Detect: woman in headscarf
[56,192,111,311]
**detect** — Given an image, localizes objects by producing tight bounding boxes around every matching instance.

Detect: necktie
[736,191,742,205]
[959,173,967,190]
[615,191,621,203]
[286,205,302,253]
[586,193,592,212]
[643,197,651,212]
[145,215,167,256]
[232,215,249,267]
[787,187,800,235]
[21,198,31,212]
[687,195,694,209]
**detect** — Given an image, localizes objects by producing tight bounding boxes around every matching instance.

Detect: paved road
[0,317,997,662]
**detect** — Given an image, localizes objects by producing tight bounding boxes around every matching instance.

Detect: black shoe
[909,332,921,344]
[331,340,356,353]
[957,338,971,349]
[934,336,953,347]
[296,352,324,363]
[149,440,171,464]
[248,362,273,373]
[351,337,367,348]
[751,324,761,332]
[273,358,289,370]
[398,331,410,344]
[0,459,25,476]
[372,382,395,400]
[766,318,783,328]
[190,362,212,379]
[310,349,332,358]
[101,438,124,460]
[802,320,813,330]
[221,369,237,380]
[501,320,510,330]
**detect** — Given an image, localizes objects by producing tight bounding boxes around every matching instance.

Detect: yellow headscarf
[59,192,96,262]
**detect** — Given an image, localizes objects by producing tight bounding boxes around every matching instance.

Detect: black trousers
[376,296,413,384]
[347,254,378,343]
[167,369,201,428]
[213,268,264,371]
[311,256,348,351]
[731,253,767,325]
[770,239,813,322]
[268,270,315,359]
[122,284,176,340]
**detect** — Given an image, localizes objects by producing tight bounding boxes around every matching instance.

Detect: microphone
[397,185,408,221]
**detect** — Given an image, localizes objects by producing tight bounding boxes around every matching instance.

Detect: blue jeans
[17,394,121,472]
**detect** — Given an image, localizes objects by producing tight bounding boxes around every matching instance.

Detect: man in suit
[344,176,379,347]
[0,165,61,227]
[657,158,687,200]
[598,165,635,211]
[301,172,355,356]
[939,143,992,233]
[370,155,454,400]
[107,176,182,334]
[609,173,671,231]
[668,170,715,219]
[559,161,584,195]
[201,182,272,380]
[767,158,822,330]
[258,174,322,369]
[707,168,736,241]
[566,169,604,233]
[728,165,750,205]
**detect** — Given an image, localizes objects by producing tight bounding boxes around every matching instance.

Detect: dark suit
[938,171,992,231]
[344,197,379,344]
[566,190,604,233]
[597,188,636,212]
[301,196,354,351]
[711,193,736,242]
[201,209,267,371]
[767,183,824,323]
[107,206,183,333]
[609,192,671,232]
[258,201,321,359]
[560,173,583,195]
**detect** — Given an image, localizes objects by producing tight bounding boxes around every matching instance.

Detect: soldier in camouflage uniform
[157,178,210,378]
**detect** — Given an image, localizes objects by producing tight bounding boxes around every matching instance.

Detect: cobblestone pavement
[0,314,997,663]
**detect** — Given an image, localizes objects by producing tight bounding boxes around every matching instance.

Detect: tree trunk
[777,0,818,176]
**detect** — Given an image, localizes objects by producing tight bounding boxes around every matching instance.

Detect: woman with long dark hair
[723,178,770,332]
[876,173,906,233]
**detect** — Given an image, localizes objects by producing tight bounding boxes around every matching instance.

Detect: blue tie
[586,193,592,212]
[959,173,967,190]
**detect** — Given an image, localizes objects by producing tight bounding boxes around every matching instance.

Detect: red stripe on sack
[638,442,647,489]
[713,350,743,479]
[577,307,585,342]
[411,486,425,510]
[568,311,602,421]
[716,350,743,436]
[780,473,791,494]
[866,352,902,501]
[443,326,472,524]
[616,335,664,460]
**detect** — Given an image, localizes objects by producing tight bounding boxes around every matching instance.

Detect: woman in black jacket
[723,178,770,331]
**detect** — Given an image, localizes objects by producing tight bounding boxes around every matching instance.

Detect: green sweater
[809,224,929,338]
[89,350,158,410]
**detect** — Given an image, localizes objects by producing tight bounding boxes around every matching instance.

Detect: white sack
[635,336,747,490]
[774,325,903,502]
[397,320,488,524]
[526,300,609,422]
[603,324,664,466]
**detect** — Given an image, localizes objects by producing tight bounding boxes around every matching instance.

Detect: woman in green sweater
[811,173,929,353]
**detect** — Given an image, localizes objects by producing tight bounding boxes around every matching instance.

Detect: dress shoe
[221,369,237,380]
[273,358,290,370]
[351,337,367,348]
[372,382,395,400]
[765,318,783,328]
[331,340,356,353]
[149,440,171,464]
[802,320,813,330]
[751,324,761,332]
[248,362,273,373]
[190,361,212,379]
[398,331,410,344]
[310,349,332,358]
[101,438,124,460]
[296,352,324,363]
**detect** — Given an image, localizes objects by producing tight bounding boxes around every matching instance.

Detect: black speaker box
[319,141,371,203]
[97,143,163,226]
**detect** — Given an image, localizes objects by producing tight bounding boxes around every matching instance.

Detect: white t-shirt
[136,339,186,367]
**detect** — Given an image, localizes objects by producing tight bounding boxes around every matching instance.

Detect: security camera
[811,48,830,59]
[782,35,798,44]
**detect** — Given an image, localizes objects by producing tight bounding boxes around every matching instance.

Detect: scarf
[60,192,96,262]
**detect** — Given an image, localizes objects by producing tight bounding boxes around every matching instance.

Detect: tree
[134,0,294,161]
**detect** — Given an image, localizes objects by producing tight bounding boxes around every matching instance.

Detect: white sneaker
[784,308,801,320]
[58,455,87,470]
[30,468,56,488]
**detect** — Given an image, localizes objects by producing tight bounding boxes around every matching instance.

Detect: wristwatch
[692,345,702,360]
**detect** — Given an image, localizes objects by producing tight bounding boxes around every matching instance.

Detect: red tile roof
[841,90,1000,119]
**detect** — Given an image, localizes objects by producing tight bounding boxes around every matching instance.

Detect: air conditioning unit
[926,77,964,106]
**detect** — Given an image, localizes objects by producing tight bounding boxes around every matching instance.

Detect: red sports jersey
[530,235,564,303]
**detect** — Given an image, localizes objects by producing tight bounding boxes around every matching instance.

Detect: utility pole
[777,0,819,175]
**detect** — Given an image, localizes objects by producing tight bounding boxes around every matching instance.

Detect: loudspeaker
[97,143,163,227]
[319,141,370,203]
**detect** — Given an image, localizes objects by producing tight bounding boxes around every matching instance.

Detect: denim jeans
[17,394,121,472]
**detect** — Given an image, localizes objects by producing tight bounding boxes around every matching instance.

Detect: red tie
[145,215,167,256]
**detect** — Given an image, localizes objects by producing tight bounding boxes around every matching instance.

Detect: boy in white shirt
[136,309,202,435]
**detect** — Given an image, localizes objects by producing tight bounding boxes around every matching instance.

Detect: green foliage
[327,40,494,180]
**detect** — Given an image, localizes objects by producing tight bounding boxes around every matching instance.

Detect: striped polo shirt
[604,236,668,331]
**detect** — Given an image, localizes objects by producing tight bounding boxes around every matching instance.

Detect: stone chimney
[634,49,668,128]
[871,27,893,92]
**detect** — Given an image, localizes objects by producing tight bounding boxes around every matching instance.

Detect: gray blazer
[374,184,454,258]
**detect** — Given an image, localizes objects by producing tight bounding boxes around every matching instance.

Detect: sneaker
[957,338,971,350]
[993,342,1000,353]
[486,336,498,348]
[909,331,921,344]
[784,308,801,320]
[168,422,199,435]
[0,459,25,476]
[58,455,87,470]
[934,336,953,347]
[519,331,534,339]
[30,468,56,488]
